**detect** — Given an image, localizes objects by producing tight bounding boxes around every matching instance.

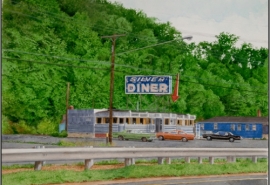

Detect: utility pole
[101,34,125,144]
[66,82,70,132]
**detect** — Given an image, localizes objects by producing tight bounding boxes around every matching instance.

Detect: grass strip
[2,160,267,185]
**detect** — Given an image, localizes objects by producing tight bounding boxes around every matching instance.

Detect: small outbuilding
[196,116,268,139]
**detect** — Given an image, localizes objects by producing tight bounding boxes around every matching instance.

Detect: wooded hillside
[2,0,268,129]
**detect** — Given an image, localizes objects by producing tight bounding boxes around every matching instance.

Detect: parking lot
[113,138,268,148]
[2,134,268,149]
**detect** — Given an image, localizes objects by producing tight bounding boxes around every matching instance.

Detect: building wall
[67,109,95,133]
[198,122,263,138]
[68,109,196,136]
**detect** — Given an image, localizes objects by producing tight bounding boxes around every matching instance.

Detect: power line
[179,29,268,44]
[180,80,267,96]
[4,5,268,46]
[2,57,111,71]
[116,39,181,55]
[2,49,112,66]
[3,48,267,92]
[3,57,267,96]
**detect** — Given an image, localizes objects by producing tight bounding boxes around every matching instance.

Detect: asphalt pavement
[2,134,268,148]
[49,173,268,185]
[2,135,268,185]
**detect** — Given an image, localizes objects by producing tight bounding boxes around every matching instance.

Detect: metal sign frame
[125,75,172,94]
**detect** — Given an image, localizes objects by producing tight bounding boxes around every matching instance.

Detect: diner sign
[125,75,172,94]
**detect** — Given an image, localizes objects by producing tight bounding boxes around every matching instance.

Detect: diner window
[105,118,109,124]
[165,119,169,125]
[133,118,136,124]
[214,123,218,130]
[230,124,235,131]
[140,118,144,124]
[237,124,241,131]
[119,118,124,124]
[96,118,102,124]
[126,118,132,124]
[252,124,256,131]
[245,124,249,131]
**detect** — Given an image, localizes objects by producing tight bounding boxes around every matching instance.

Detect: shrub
[57,140,76,146]
[51,130,68,138]
[37,118,58,135]
[12,120,37,134]
[2,116,13,134]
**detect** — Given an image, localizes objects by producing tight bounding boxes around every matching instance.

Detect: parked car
[202,131,242,142]
[113,130,156,142]
[156,130,195,142]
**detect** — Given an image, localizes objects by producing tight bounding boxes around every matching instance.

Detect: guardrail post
[125,158,132,166]
[85,159,94,170]
[158,157,164,164]
[198,157,203,164]
[34,146,44,171]
[185,157,190,163]
[252,156,257,163]
[85,146,94,170]
[227,156,236,163]
[131,146,135,165]
[165,157,171,164]
[131,158,135,165]
[209,157,214,164]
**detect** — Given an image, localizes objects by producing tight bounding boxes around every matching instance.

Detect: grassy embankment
[2,158,268,185]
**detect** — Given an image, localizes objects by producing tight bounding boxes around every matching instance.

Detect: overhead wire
[3,49,267,92]
[2,2,268,92]
[4,2,268,47]
[3,5,268,60]
[3,1,266,110]
[3,7,268,61]
[3,57,268,96]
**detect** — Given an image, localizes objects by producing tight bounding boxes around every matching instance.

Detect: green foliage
[2,164,34,170]
[1,0,268,128]
[4,120,38,134]
[2,159,268,185]
[2,115,14,134]
[37,119,58,135]
[57,140,110,147]
[95,159,120,165]
[12,120,37,134]
[57,140,76,146]
[51,130,68,137]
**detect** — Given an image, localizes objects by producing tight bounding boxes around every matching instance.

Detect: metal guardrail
[2,147,268,170]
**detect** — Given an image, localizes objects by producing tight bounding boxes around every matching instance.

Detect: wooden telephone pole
[101,34,125,144]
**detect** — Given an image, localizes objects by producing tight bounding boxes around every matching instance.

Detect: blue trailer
[196,116,267,139]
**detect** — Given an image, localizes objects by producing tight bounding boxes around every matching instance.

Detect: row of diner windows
[200,123,257,131]
[96,117,195,126]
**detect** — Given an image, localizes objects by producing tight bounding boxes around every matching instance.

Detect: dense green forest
[2,0,268,134]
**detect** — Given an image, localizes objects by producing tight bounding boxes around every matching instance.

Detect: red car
[156,130,195,142]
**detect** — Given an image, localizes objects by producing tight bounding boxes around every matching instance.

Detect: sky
[110,0,268,49]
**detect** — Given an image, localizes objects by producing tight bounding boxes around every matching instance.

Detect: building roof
[199,116,268,124]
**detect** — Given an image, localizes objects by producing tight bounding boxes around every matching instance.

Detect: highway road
[2,135,268,165]
[2,134,268,148]
[50,174,268,185]
[2,135,268,185]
